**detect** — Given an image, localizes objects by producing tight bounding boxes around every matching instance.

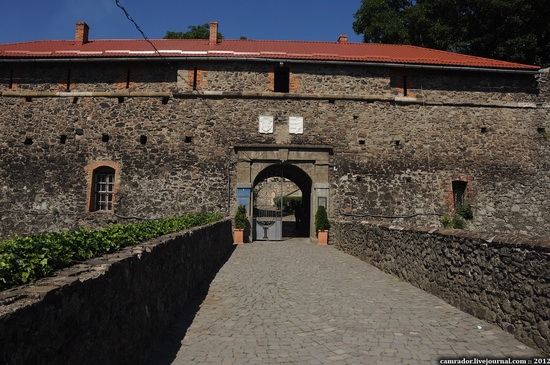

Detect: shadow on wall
[145,244,236,365]
[0,221,235,365]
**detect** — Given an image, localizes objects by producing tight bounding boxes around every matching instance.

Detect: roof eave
[0,55,541,74]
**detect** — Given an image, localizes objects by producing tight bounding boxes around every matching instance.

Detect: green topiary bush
[234,205,248,229]
[314,206,330,232]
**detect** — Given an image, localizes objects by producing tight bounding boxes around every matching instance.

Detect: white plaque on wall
[289,116,304,134]
[259,115,274,134]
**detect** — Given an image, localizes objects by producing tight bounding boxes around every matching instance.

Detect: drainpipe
[227,161,234,216]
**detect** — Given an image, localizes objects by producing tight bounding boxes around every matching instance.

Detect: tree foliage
[353,0,550,66]
[164,23,224,40]
[353,0,413,44]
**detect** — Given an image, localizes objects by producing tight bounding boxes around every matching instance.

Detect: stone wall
[0,60,549,239]
[409,68,540,102]
[331,220,550,354]
[538,68,550,101]
[1,62,177,92]
[0,220,233,365]
[2,61,543,99]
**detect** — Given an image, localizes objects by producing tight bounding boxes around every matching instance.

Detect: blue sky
[1,0,364,44]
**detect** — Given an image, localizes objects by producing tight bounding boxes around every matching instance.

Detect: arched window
[452,180,467,208]
[91,166,116,212]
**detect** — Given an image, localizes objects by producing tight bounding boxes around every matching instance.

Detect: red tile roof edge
[0,39,540,71]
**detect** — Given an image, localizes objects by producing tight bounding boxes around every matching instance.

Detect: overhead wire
[113,0,228,214]
[114,0,221,129]
[113,1,443,223]
[114,0,163,59]
[114,0,219,107]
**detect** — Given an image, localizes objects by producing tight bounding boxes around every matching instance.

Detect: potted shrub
[314,205,330,245]
[234,204,247,244]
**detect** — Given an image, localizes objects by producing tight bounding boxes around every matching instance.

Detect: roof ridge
[123,38,361,44]
[86,38,375,45]
[0,39,73,46]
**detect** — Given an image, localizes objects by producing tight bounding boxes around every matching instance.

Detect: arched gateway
[233,145,332,241]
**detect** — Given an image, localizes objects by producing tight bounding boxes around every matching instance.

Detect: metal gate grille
[253,167,284,241]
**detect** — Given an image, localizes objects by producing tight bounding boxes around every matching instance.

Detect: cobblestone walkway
[147,238,539,365]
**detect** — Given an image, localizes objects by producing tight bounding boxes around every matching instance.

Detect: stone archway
[233,145,332,241]
[253,163,311,240]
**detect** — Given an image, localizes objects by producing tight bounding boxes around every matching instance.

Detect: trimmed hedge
[0,213,223,291]
[274,196,302,212]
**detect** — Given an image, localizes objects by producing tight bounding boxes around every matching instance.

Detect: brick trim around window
[85,161,121,213]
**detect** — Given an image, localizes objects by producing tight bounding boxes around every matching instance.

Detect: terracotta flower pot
[317,230,328,245]
[234,229,244,244]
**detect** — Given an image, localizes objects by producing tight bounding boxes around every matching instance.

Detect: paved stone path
[147,238,539,365]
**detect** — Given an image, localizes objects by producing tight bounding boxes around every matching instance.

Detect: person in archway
[294,202,302,229]
[301,203,309,231]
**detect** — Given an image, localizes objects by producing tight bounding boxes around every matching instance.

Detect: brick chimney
[338,34,348,44]
[209,21,219,45]
[75,22,90,45]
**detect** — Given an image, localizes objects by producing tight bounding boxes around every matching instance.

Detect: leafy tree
[353,0,413,44]
[164,23,224,40]
[353,0,550,66]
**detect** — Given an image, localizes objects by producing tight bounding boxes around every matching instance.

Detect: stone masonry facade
[0,60,549,238]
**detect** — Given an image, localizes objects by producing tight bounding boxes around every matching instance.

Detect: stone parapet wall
[409,69,539,102]
[284,64,391,96]
[0,220,233,365]
[1,61,544,102]
[0,62,177,93]
[184,62,270,93]
[331,220,550,354]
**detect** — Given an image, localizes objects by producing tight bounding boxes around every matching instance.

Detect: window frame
[452,180,468,209]
[92,167,115,212]
[85,161,120,213]
[273,65,290,93]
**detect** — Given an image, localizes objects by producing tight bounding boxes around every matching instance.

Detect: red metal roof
[0,38,540,71]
